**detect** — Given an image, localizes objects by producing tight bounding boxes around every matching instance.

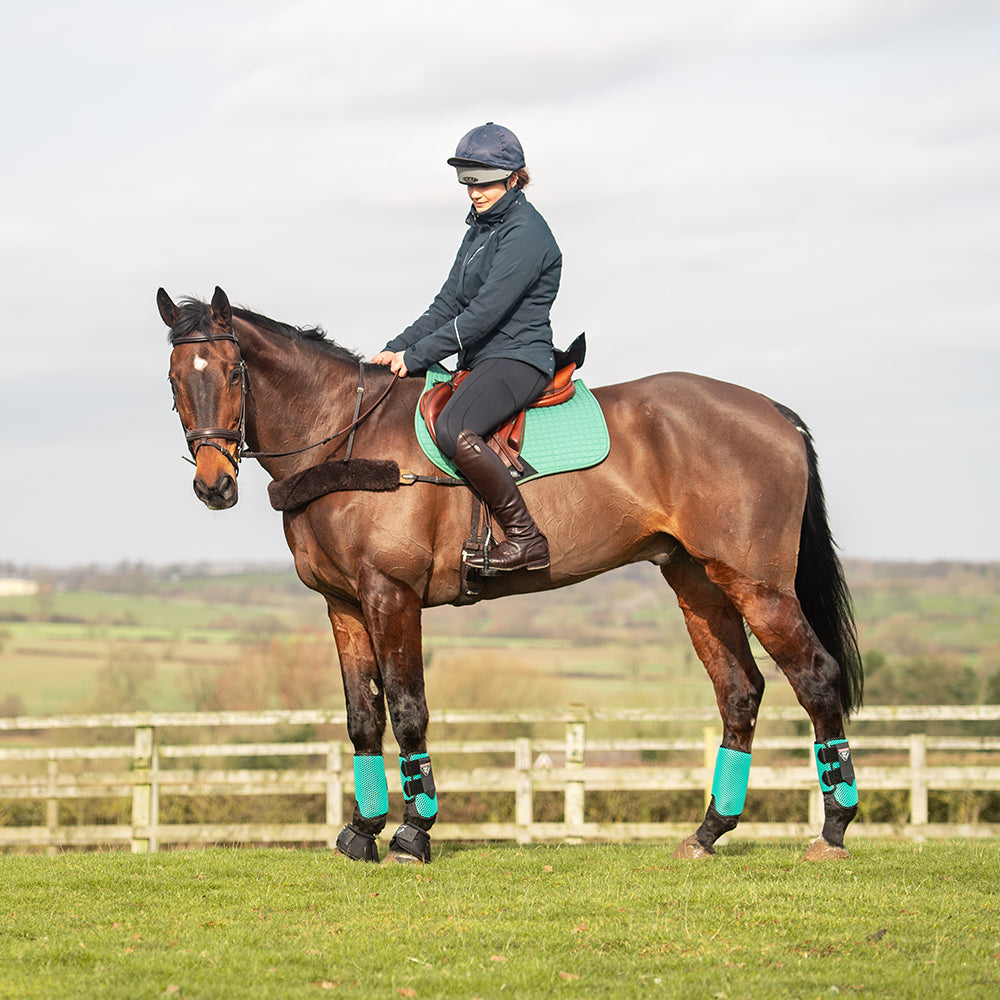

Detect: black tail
[774,403,863,717]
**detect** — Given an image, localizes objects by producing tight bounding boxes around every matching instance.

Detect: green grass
[0,841,997,999]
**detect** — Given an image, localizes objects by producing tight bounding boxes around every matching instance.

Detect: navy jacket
[385,188,561,378]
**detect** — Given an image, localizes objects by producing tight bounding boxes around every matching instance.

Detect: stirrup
[464,536,549,573]
[336,824,380,862]
[388,823,431,863]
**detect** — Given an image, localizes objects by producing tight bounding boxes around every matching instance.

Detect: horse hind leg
[660,556,765,859]
[709,569,858,859]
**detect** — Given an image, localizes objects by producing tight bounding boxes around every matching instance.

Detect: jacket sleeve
[400,220,554,372]
[383,247,464,354]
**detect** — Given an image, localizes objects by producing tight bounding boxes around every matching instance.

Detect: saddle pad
[414,365,610,483]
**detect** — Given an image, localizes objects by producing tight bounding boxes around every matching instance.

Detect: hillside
[0,560,998,716]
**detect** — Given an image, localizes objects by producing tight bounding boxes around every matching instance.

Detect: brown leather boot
[454,430,550,572]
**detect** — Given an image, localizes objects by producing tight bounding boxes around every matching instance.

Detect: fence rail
[1,706,998,852]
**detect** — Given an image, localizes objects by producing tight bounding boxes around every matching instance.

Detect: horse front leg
[358,564,437,864]
[661,557,765,859]
[327,597,390,862]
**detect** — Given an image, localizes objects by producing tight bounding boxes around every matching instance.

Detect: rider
[372,123,562,572]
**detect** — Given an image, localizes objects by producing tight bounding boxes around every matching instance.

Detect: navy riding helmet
[447,123,525,184]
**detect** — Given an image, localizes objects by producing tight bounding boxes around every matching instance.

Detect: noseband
[170,330,248,475]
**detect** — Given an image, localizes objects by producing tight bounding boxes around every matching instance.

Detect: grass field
[0,840,996,999]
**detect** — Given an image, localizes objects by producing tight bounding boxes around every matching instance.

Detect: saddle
[418,334,586,474]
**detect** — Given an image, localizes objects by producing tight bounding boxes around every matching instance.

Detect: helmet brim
[449,161,513,185]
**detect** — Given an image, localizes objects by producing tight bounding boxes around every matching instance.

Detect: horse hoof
[334,824,380,862]
[802,837,850,861]
[381,849,426,866]
[671,834,715,860]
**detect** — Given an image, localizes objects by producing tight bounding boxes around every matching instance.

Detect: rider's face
[467,179,509,214]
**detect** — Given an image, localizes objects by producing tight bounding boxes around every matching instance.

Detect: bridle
[170,329,247,474]
[170,327,397,476]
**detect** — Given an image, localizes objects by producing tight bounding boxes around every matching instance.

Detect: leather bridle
[170,329,247,474]
[170,328,398,475]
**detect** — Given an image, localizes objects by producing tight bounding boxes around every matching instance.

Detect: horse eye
[229,368,242,387]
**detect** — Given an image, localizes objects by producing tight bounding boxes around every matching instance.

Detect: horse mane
[166,297,363,366]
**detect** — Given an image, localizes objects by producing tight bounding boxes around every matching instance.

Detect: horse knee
[387,694,429,750]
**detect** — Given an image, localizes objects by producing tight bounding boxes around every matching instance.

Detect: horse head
[159,286,246,510]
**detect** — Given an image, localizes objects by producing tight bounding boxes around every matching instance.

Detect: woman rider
[372,123,561,573]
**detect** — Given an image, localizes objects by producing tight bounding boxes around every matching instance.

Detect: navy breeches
[434,357,549,460]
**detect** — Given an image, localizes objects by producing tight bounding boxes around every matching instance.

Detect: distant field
[1,561,998,718]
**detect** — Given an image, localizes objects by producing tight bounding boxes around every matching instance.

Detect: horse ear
[157,287,180,328]
[211,286,232,328]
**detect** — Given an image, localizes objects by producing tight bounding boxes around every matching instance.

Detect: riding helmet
[447,123,525,184]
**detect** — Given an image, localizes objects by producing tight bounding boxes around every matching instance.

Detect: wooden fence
[0,706,998,852]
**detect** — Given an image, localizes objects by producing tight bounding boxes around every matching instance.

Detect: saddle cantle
[418,334,587,475]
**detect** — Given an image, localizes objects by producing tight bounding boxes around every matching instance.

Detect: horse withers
[160,286,862,864]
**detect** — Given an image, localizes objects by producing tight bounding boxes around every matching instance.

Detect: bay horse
[159,286,863,864]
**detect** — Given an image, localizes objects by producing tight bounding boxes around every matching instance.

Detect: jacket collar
[466,187,523,227]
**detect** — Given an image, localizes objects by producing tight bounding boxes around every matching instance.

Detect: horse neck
[232,318,363,479]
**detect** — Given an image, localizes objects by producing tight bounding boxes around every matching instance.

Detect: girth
[419,362,577,473]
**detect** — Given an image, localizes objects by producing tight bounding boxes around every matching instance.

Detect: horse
[158,285,863,864]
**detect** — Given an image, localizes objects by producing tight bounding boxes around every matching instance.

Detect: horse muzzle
[193,471,239,509]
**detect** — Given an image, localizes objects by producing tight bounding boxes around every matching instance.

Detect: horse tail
[773,403,864,717]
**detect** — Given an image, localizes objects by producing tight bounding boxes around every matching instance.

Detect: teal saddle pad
[414,365,610,483]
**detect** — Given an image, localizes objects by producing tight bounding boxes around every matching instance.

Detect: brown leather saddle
[419,365,575,473]
[418,333,586,475]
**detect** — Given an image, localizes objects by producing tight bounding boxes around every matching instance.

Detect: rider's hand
[371,350,408,377]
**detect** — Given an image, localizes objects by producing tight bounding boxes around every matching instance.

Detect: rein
[242,361,397,463]
[171,330,397,474]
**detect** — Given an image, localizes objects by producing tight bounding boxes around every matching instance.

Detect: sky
[1,0,998,569]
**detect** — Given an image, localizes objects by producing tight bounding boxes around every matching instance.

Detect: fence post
[131,724,156,853]
[515,737,533,844]
[809,740,824,829]
[910,732,928,838]
[703,727,717,810]
[46,758,59,856]
[326,741,343,847]
[565,708,586,841]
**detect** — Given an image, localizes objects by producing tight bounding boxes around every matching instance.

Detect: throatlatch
[814,739,858,807]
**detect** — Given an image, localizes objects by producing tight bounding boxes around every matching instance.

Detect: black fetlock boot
[454,430,550,572]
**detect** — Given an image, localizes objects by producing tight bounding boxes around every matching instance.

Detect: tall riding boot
[454,430,550,572]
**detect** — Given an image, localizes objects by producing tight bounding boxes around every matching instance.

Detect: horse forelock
[165,297,363,366]
[166,298,213,344]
